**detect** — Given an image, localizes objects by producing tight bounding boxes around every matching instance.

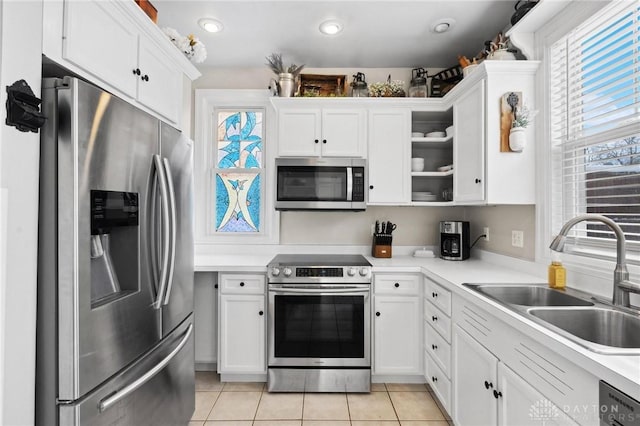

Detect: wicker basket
[430,65,463,97]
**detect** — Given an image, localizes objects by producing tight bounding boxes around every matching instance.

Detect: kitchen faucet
[549,214,640,308]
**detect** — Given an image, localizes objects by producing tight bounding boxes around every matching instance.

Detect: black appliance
[440,221,470,261]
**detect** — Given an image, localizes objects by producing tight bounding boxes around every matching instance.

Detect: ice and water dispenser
[90,190,139,304]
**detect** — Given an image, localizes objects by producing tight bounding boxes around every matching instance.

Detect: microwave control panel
[352,167,365,201]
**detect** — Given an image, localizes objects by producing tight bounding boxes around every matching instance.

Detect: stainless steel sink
[528,307,640,349]
[463,283,640,354]
[466,284,594,307]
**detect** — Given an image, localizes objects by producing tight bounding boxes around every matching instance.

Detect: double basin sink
[463,284,640,355]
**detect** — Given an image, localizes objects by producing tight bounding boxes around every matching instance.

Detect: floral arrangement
[265,53,305,77]
[512,105,537,128]
[369,75,406,97]
[162,27,207,64]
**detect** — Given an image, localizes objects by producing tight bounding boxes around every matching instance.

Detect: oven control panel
[269,265,371,283]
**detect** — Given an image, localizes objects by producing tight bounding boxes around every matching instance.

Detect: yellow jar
[548,261,566,289]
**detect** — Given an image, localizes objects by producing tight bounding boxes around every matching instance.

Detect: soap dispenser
[548,252,566,289]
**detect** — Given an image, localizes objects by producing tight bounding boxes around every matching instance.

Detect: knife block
[372,233,392,258]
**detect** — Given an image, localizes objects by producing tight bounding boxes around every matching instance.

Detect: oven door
[268,284,370,368]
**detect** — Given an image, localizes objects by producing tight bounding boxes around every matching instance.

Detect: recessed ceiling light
[319,20,343,36]
[431,18,456,34]
[198,18,223,33]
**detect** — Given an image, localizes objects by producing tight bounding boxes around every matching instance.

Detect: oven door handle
[269,287,370,294]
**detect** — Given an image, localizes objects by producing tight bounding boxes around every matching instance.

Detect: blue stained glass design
[217,111,263,168]
[215,173,260,233]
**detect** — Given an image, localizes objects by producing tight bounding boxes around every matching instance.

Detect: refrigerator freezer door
[159,123,194,337]
[60,315,195,426]
[52,77,162,400]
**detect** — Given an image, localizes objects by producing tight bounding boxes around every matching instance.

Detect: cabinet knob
[432,344,437,350]
[240,282,245,287]
[314,139,319,144]
[133,68,141,75]
[432,316,438,322]
[431,376,438,383]
[214,284,218,289]
[142,75,149,82]
[432,292,438,298]
[322,139,327,144]
[484,381,493,389]
[493,390,502,399]
[394,283,400,288]
[475,178,482,184]
[376,312,381,317]
[369,185,374,190]
[259,311,264,316]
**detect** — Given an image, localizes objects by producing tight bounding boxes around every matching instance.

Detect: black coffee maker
[440,221,470,261]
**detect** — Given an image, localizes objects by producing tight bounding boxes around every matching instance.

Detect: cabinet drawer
[424,322,451,378]
[375,274,420,295]
[425,278,452,317]
[424,301,451,343]
[425,352,451,415]
[219,274,265,294]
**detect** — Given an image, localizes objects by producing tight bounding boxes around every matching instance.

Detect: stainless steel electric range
[267,254,372,392]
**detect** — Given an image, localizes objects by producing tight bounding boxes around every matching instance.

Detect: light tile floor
[191,372,453,426]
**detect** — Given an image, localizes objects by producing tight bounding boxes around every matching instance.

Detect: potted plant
[265,53,305,97]
[509,105,536,152]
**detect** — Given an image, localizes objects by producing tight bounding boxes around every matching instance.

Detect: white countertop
[195,249,640,398]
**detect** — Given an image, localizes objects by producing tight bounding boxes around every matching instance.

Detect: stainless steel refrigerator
[36,76,195,425]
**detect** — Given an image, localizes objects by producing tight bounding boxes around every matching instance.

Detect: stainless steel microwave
[275,158,367,211]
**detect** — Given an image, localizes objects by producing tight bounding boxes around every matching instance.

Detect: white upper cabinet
[368,109,410,204]
[275,103,366,157]
[44,0,201,128]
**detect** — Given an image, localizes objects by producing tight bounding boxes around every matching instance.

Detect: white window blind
[550,1,640,259]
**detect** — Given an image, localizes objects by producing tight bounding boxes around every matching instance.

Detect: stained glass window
[213,110,264,233]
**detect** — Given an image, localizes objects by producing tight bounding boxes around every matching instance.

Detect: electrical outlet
[512,230,524,248]
[483,227,490,242]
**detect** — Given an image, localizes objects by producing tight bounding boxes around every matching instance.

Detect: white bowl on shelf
[412,192,437,202]
[426,131,446,138]
[411,132,424,137]
[445,125,454,137]
[411,158,425,172]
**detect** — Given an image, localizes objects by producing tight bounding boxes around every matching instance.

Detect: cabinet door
[219,295,266,373]
[368,109,410,204]
[498,363,577,426]
[321,109,366,157]
[453,79,485,203]
[63,1,137,98]
[452,324,497,426]
[137,37,182,124]
[278,109,322,156]
[373,296,421,375]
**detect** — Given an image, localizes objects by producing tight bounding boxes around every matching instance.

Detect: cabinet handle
[322,139,327,144]
[432,316,438,322]
[475,178,482,184]
[369,185,374,190]
[432,292,438,298]
[484,381,493,389]
[142,75,149,82]
[376,312,381,317]
[240,282,245,287]
[314,139,319,144]
[133,68,141,75]
[493,390,502,399]
[394,283,400,288]
[432,344,437,350]
[431,376,438,383]
[259,311,264,316]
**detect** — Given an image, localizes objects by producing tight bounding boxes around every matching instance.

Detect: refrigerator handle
[98,323,193,413]
[153,154,171,309]
[161,157,177,306]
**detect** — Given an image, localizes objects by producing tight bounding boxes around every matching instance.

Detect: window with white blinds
[549,1,640,259]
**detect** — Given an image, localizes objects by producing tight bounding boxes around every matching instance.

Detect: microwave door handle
[346,167,353,201]
[161,158,177,306]
[153,154,171,309]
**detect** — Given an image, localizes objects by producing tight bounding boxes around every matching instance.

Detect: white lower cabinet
[218,273,266,375]
[373,274,422,376]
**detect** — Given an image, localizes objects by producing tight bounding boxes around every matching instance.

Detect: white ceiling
[153,0,519,70]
